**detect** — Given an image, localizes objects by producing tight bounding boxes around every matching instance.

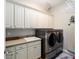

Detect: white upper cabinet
[6,1,54,28]
[48,15,54,28]
[38,13,53,28]
[25,8,31,28]
[15,4,25,28]
[29,9,39,28]
[6,1,14,28]
[25,8,54,28]
[37,12,49,28]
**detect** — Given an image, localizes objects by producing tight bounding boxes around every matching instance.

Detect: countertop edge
[6,39,41,47]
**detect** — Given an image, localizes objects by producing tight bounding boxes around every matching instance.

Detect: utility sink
[23,37,41,42]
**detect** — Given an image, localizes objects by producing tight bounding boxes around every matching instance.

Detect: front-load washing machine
[35,29,63,59]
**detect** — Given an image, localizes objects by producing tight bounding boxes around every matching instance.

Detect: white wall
[51,3,75,51]
[6,29,35,37]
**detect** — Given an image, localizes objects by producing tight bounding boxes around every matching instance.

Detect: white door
[6,2,14,28]
[34,45,41,59]
[6,52,15,59]
[15,4,24,28]
[28,45,41,59]
[25,8,31,28]
[16,49,27,59]
[28,46,35,59]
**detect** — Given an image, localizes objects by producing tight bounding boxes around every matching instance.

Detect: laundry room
[5,0,75,59]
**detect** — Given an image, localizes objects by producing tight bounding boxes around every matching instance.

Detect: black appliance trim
[46,45,63,54]
[51,51,63,59]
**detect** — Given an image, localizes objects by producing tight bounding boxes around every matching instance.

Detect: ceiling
[24,0,75,11]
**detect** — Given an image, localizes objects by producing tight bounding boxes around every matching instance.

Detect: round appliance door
[48,33,57,47]
[57,32,63,43]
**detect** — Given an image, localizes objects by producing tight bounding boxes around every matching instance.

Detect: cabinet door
[25,8,31,28]
[16,49,27,59]
[6,2,14,28]
[28,45,41,59]
[38,12,49,28]
[48,16,53,28]
[28,46,35,59]
[6,52,15,59]
[34,45,41,59]
[29,9,39,28]
[15,4,24,28]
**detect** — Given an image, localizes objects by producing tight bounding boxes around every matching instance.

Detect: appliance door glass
[48,33,57,47]
[57,32,63,43]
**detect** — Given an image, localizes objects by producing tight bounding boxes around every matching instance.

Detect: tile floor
[56,50,74,59]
